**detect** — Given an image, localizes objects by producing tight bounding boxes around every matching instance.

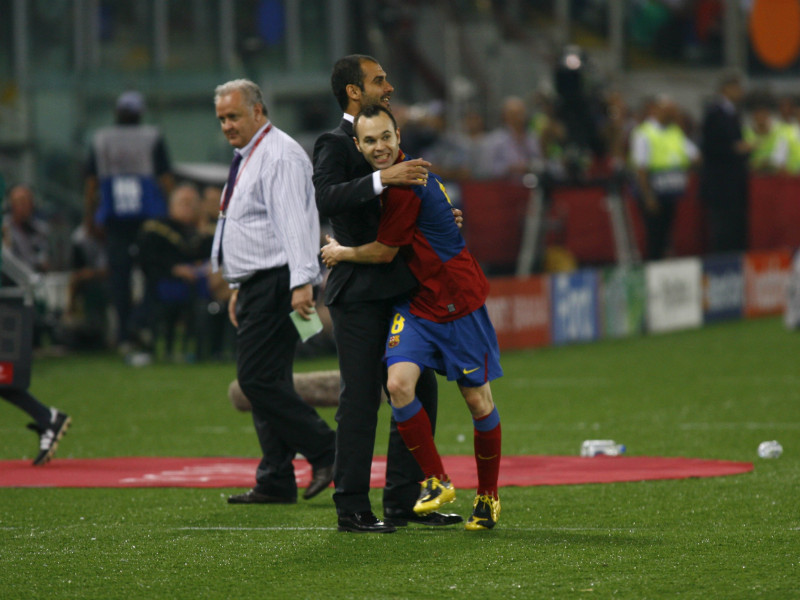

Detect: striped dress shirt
[211,122,322,290]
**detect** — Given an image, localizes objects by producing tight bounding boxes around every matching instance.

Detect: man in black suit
[313,54,463,533]
[700,71,753,253]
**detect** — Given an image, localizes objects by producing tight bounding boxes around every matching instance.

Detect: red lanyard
[219,123,273,214]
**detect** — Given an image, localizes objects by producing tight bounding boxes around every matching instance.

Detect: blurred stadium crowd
[2,0,799,360]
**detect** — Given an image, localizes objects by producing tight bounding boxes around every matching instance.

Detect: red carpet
[0,455,752,489]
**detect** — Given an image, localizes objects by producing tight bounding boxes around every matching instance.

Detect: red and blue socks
[392,397,447,481]
[473,406,501,498]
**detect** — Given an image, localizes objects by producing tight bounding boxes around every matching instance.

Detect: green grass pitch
[0,317,797,598]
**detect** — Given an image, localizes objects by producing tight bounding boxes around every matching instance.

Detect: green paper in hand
[289,309,323,342]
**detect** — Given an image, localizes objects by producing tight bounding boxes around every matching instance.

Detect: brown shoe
[227,489,296,504]
[303,464,334,500]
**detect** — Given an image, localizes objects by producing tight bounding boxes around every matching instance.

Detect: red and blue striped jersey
[376,154,489,323]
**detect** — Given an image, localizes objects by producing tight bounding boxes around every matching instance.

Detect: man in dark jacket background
[700,70,753,254]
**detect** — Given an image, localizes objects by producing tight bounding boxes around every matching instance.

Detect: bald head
[502,96,528,133]
[169,184,201,226]
[8,184,35,224]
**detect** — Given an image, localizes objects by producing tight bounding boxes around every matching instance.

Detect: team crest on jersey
[388,335,400,348]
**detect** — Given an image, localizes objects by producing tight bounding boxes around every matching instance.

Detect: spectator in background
[137,183,210,360]
[775,94,796,129]
[2,184,53,347]
[199,184,223,237]
[194,184,234,360]
[700,70,752,253]
[530,86,569,178]
[419,101,471,182]
[481,96,542,181]
[418,101,476,206]
[744,92,784,174]
[772,94,800,175]
[393,101,442,159]
[65,222,109,350]
[461,108,490,176]
[602,90,637,175]
[2,184,50,274]
[84,90,174,354]
[783,97,800,175]
[630,95,659,136]
[630,95,700,260]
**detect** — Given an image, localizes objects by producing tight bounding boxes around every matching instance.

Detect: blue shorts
[384,303,503,387]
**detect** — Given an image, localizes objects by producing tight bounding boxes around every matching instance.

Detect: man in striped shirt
[211,79,335,505]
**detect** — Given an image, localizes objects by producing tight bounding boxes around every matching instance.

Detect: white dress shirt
[211,121,322,289]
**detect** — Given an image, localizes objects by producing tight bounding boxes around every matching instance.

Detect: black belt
[240,265,288,288]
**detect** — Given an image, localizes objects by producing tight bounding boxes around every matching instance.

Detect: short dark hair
[331,54,378,111]
[353,104,398,139]
[717,68,743,92]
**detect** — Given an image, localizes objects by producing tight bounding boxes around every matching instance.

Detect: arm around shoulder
[312,131,376,216]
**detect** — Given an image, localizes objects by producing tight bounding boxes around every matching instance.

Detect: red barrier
[485,276,551,350]
[749,175,800,251]
[549,186,616,264]
[749,175,784,250]
[670,176,707,256]
[460,181,530,270]
[461,175,798,270]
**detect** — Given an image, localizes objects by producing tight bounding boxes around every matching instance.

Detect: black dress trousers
[236,267,335,497]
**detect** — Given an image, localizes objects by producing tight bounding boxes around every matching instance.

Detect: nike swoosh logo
[408,446,420,452]
[462,367,480,375]
[477,454,498,460]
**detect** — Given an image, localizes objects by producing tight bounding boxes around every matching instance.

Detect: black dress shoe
[227,489,297,504]
[383,509,464,527]
[303,464,334,500]
[337,511,397,533]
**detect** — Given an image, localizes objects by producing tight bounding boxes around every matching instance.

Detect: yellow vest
[640,122,690,171]
[744,123,780,171]
[640,122,690,193]
[782,123,800,174]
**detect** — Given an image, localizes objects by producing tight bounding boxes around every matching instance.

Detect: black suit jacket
[700,99,749,207]
[312,118,417,305]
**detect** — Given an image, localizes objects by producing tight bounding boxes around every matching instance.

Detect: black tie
[218,152,243,265]
[220,152,243,215]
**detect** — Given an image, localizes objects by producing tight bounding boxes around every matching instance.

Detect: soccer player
[321,104,503,530]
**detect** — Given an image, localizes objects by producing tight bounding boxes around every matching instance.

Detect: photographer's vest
[92,125,166,224]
